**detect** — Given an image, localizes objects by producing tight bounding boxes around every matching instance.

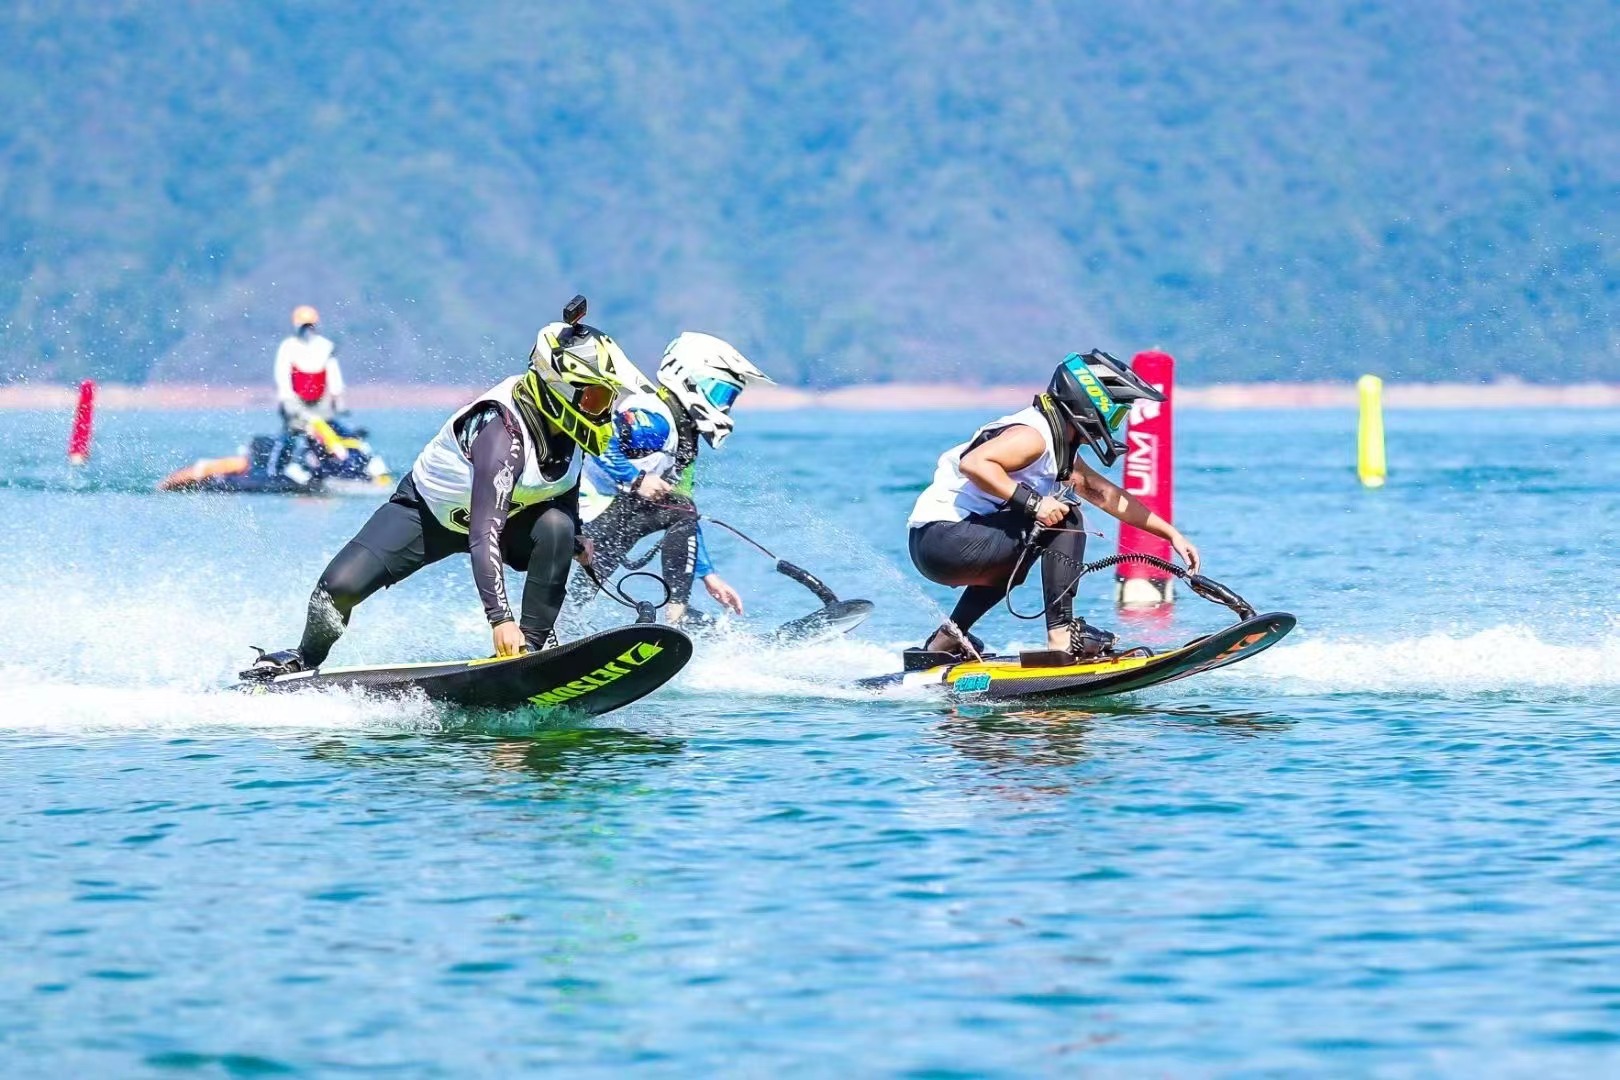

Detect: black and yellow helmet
[1039,349,1165,474]
[514,300,653,456]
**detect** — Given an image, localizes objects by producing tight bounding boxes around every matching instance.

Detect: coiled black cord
[578,563,671,624]
[1006,540,1255,622]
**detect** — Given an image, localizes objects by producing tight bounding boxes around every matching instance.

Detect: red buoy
[68,379,95,465]
[1116,351,1175,608]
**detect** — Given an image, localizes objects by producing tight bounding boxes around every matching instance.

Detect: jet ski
[159,417,392,495]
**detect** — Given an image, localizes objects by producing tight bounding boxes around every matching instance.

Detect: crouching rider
[244,297,648,678]
[905,350,1200,668]
[570,332,770,627]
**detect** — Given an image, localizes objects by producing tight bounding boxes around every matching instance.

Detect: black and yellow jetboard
[858,613,1295,701]
[245,624,693,716]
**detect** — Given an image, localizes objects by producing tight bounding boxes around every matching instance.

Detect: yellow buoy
[1357,374,1386,488]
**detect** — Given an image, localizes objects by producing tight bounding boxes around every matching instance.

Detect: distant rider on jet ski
[570,332,770,627]
[244,296,649,678]
[276,305,346,434]
[905,350,1200,666]
[267,305,357,485]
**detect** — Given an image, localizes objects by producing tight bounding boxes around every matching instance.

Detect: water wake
[676,621,1620,705]
[7,594,1617,735]
[675,624,903,701]
[1217,624,1620,696]
[0,666,441,735]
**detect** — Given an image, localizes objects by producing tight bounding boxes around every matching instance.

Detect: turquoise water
[3,405,1619,1076]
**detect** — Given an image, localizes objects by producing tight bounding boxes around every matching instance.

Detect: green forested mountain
[2,0,1616,387]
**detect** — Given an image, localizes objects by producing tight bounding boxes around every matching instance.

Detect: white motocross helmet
[657,332,773,448]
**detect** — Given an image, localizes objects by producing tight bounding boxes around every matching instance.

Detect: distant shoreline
[4,380,1620,411]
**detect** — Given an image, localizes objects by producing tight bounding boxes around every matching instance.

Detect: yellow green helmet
[515,299,652,456]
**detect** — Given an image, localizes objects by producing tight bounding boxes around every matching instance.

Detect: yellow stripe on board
[467,653,527,668]
[310,654,523,676]
[307,633,666,677]
[942,639,1208,683]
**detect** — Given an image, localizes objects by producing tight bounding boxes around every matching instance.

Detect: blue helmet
[615,403,672,456]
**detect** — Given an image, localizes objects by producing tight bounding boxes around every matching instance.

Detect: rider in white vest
[906,350,1201,667]
[275,305,346,432]
[244,296,652,679]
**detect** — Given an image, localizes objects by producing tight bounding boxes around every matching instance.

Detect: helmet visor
[698,377,742,413]
[576,382,615,421]
[1061,354,1130,431]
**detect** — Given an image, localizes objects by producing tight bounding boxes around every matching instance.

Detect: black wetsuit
[909,505,1087,634]
[570,398,707,607]
[295,403,578,667]
[578,495,705,605]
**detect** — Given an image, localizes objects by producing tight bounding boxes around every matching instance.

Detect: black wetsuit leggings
[908,506,1087,634]
[572,495,701,606]
[297,475,577,666]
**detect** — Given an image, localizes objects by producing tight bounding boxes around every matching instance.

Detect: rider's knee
[318,544,384,612]
[1048,506,1087,554]
[528,507,575,557]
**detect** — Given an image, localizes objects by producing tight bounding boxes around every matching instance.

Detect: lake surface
[2,404,1618,1076]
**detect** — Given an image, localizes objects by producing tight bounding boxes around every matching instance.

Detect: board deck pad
[858,613,1295,702]
[248,624,693,716]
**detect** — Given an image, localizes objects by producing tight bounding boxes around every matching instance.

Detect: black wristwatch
[1007,482,1042,520]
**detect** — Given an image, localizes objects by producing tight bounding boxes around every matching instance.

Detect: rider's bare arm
[1071,459,1201,571]
[959,426,1045,501]
[960,426,1069,527]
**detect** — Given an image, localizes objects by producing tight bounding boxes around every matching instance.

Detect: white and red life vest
[274,333,344,416]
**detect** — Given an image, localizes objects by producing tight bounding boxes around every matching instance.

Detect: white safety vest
[579,393,677,523]
[908,405,1061,526]
[411,376,582,533]
[274,333,344,417]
